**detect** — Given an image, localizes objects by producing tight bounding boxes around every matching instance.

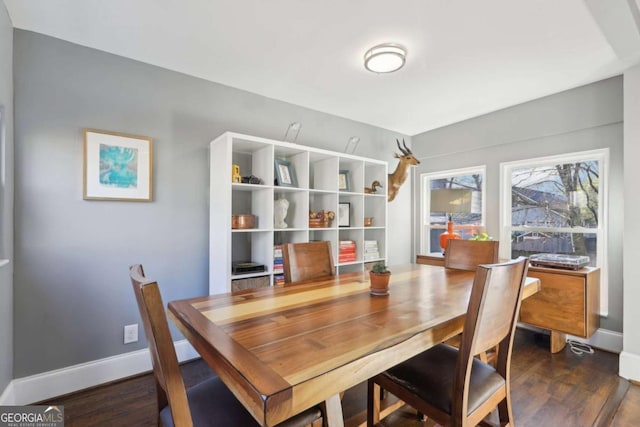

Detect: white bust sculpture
[274,197,290,229]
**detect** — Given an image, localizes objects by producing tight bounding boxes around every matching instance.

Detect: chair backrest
[444,239,499,271]
[453,257,528,415]
[282,241,335,284]
[130,265,193,427]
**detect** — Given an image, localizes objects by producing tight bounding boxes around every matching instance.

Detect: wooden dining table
[168,263,540,427]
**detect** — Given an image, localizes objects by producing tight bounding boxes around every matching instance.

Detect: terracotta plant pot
[369,271,391,296]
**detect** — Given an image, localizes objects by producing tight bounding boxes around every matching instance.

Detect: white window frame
[420,165,486,254]
[499,149,609,315]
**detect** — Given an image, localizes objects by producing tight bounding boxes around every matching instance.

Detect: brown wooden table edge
[168,300,294,425]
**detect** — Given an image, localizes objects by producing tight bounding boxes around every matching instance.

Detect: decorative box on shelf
[309,210,335,228]
[232,214,257,229]
[309,218,329,228]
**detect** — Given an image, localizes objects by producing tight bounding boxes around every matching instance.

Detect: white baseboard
[0,381,14,405]
[517,325,623,354]
[619,351,640,382]
[566,328,623,353]
[0,340,199,406]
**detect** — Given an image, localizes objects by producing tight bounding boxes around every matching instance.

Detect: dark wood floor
[41,329,639,427]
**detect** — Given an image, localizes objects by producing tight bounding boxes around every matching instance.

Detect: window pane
[430,174,482,226]
[511,161,599,228]
[511,231,597,267]
[422,168,485,254]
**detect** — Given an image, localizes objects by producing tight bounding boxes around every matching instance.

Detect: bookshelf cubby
[210,132,388,295]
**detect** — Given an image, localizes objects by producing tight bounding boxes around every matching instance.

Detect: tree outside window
[509,159,600,263]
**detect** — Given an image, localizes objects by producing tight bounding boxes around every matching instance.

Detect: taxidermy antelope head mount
[387,139,420,202]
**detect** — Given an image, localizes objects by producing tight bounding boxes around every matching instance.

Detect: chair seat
[160,376,258,427]
[382,344,504,415]
[160,376,322,427]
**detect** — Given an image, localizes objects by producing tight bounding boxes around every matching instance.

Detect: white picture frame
[83,129,153,201]
[338,202,351,227]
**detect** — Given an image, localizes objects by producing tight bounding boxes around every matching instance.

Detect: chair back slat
[282,241,335,284]
[444,240,499,271]
[468,258,529,356]
[130,265,194,427]
[455,257,528,375]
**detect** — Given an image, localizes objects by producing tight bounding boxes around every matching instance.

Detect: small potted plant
[369,262,391,296]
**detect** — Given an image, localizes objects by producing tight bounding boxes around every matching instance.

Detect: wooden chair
[282,241,335,284]
[444,239,500,364]
[368,257,529,427]
[444,239,499,271]
[130,264,323,427]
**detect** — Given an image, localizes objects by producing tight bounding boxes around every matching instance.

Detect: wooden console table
[417,253,600,353]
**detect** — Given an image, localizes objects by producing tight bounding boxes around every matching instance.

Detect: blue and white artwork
[99,144,138,188]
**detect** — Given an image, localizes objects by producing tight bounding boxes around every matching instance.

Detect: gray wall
[621,64,640,379]
[0,3,14,392]
[411,76,624,332]
[12,30,411,378]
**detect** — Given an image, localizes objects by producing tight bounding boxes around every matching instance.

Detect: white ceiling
[4,0,640,135]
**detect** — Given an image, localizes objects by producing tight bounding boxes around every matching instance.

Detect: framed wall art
[274,158,297,187]
[338,169,350,191]
[338,202,351,227]
[83,129,153,201]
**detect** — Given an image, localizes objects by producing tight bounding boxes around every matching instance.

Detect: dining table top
[168,263,540,427]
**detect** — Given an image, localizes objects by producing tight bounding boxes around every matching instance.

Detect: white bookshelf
[209,132,388,295]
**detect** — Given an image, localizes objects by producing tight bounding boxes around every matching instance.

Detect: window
[420,166,486,254]
[500,149,608,314]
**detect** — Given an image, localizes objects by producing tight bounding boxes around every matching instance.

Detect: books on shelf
[339,240,357,263]
[273,245,286,285]
[363,240,380,260]
[273,245,284,274]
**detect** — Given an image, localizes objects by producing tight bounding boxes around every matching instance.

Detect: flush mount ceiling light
[364,43,407,73]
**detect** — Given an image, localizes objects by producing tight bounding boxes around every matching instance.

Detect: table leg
[321,393,345,427]
[550,331,567,353]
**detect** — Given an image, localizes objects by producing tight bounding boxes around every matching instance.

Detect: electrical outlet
[124,324,138,344]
